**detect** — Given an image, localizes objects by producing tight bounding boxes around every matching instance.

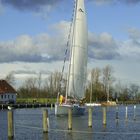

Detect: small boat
[55,0,88,116]
[101,101,117,106]
[85,103,101,107]
[55,103,85,116]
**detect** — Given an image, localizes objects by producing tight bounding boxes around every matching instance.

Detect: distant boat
[55,0,88,116]
[85,103,101,107]
[101,101,117,106]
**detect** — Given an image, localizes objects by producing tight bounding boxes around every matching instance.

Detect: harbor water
[1,105,140,140]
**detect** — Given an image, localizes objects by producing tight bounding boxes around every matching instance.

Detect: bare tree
[91,67,101,102]
[24,77,37,97]
[5,72,15,86]
[102,65,115,102]
[36,72,42,98]
[37,72,42,90]
[114,80,123,101]
[44,71,62,97]
[129,84,139,100]
[92,68,101,84]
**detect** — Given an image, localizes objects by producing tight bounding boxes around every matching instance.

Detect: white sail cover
[67,0,88,99]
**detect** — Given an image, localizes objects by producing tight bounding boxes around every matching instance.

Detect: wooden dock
[0,103,55,110]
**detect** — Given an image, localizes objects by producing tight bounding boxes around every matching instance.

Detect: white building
[0,80,17,104]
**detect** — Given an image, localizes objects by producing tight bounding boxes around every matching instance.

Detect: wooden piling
[103,107,106,125]
[116,106,119,123]
[88,107,92,127]
[43,109,48,133]
[68,108,72,130]
[134,105,136,121]
[125,106,128,121]
[8,110,14,138]
[116,106,119,121]
[43,133,48,140]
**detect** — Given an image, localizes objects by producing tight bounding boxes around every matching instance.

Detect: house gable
[0,80,17,103]
[0,80,16,95]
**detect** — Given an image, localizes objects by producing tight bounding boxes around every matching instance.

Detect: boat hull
[101,101,117,106]
[85,103,101,107]
[55,103,85,116]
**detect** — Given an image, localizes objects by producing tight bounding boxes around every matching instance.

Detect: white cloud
[119,40,140,59]
[119,27,140,59]
[1,0,65,19]
[0,21,140,63]
[0,27,140,86]
[127,27,140,40]
[88,32,120,60]
[1,0,63,11]
[0,21,70,62]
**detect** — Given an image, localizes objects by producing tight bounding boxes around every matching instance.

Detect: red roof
[0,80,16,94]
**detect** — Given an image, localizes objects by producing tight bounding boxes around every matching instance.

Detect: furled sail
[66,0,88,99]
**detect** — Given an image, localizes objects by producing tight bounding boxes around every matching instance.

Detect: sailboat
[55,0,88,115]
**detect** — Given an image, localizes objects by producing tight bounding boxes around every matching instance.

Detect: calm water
[1,105,140,140]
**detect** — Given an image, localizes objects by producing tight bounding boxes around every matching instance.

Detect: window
[12,95,14,98]
[4,95,6,98]
[1,95,3,99]
[8,95,10,99]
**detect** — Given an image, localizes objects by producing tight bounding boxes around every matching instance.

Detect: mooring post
[43,109,48,133]
[68,108,72,130]
[8,110,14,138]
[103,107,106,125]
[116,106,119,123]
[88,107,92,127]
[125,105,128,121]
[134,105,136,121]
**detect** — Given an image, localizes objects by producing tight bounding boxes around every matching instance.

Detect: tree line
[4,65,140,103]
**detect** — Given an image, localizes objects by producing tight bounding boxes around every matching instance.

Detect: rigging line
[65,0,77,100]
[66,0,77,98]
[60,0,75,86]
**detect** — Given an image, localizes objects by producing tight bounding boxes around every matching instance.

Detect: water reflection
[102,124,107,132]
[43,133,48,140]
[8,137,14,140]
[66,132,73,140]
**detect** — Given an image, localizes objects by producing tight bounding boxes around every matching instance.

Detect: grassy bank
[16,98,56,104]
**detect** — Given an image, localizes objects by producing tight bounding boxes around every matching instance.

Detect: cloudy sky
[0,0,140,86]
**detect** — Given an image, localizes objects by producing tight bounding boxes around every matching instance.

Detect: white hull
[55,103,85,116]
[85,103,101,107]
